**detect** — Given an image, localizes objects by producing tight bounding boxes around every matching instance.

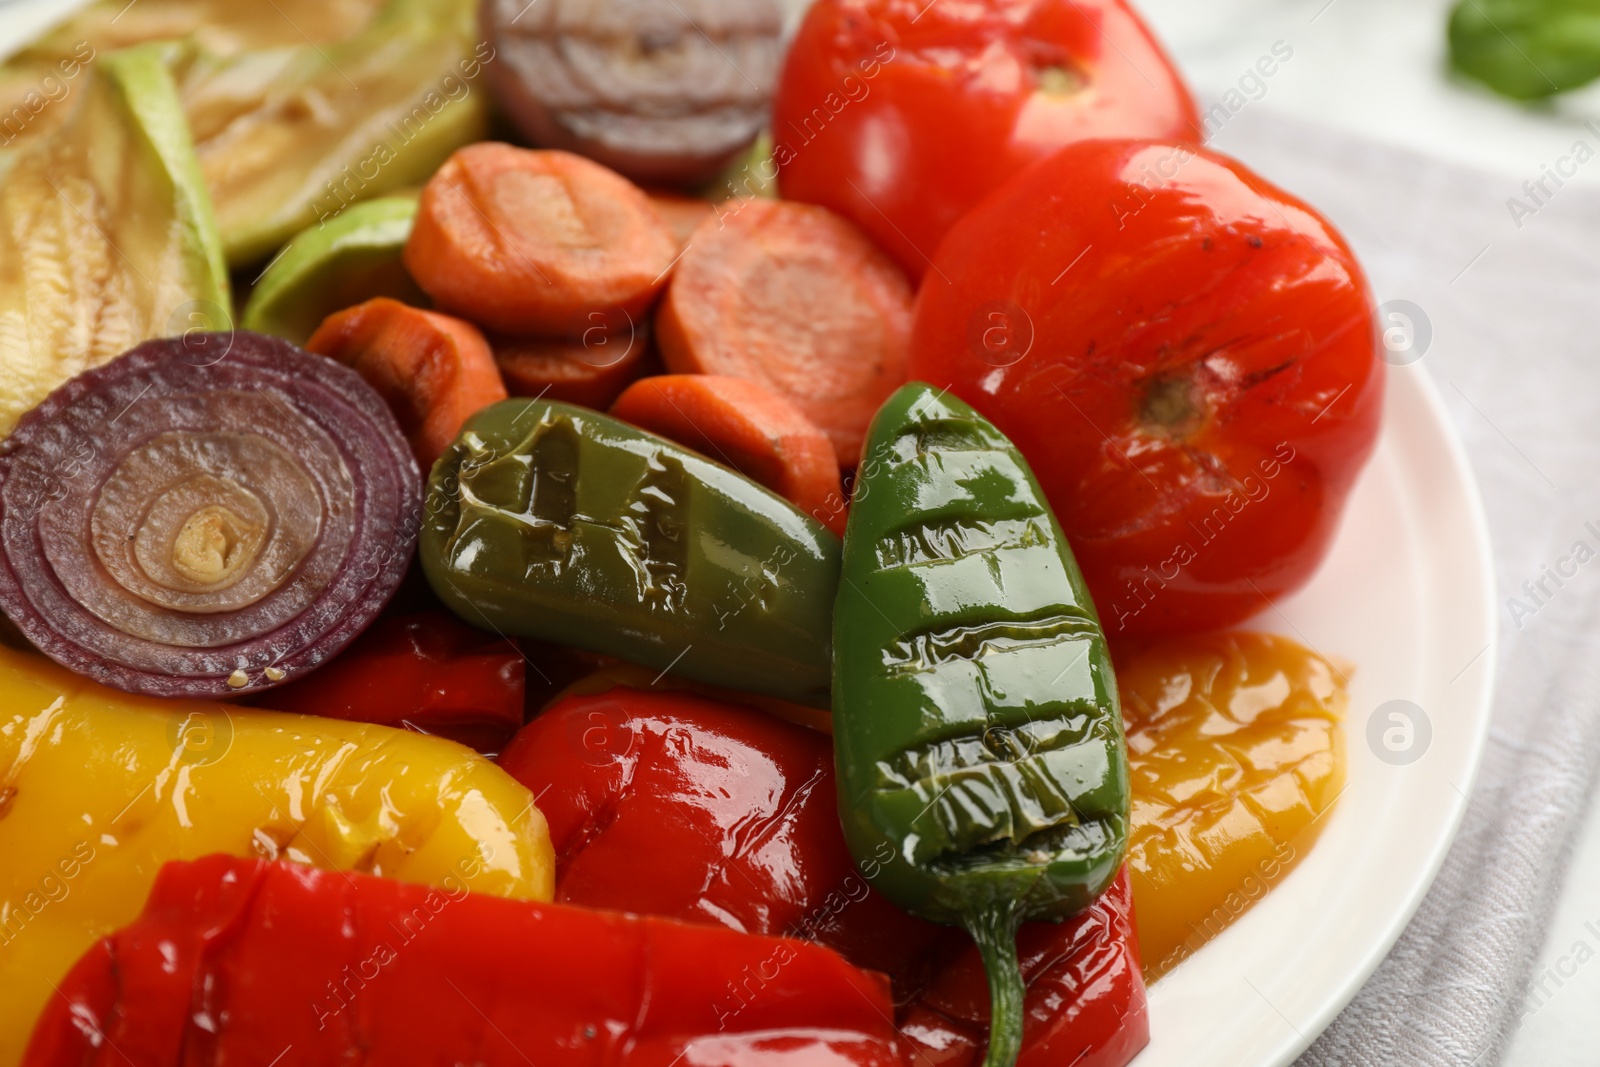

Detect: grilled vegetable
[0,44,229,440]
[0,644,553,1066]
[1449,0,1600,99]
[0,332,420,699]
[910,139,1382,637]
[494,325,656,410]
[0,0,483,266]
[24,854,902,1066]
[773,0,1199,281]
[180,0,493,264]
[611,374,846,535]
[1120,631,1347,978]
[404,144,678,337]
[253,609,527,752]
[657,199,913,465]
[421,399,840,707]
[241,193,425,345]
[500,683,1151,1067]
[901,870,1149,1067]
[307,297,509,471]
[0,0,383,149]
[481,0,784,186]
[832,383,1130,1067]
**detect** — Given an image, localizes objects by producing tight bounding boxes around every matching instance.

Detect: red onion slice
[0,331,421,698]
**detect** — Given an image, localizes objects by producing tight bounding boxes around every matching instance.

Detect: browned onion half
[481,0,785,187]
[0,331,422,699]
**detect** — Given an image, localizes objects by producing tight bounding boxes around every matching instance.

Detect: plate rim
[1279,363,1499,1060]
[1140,361,1499,1066]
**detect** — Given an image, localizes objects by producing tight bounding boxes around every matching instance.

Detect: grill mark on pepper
[879,715,1102,787]
[871,712,1123,863]
[903,416,1008,457]
[834,383,1130,1054]
[882,611,1101,671]
[526,419,579,559]
[872,735,1118,863]
[454,418,581,564]
[934,817,1123,876]
[622,452,689,611]
[874,516,1051,569]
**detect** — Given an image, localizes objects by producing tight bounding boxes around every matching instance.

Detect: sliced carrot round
[494,322,655,411]
[404,144,679,337]
[655,199,913,464]
[306,297,507,471]
[611,374,846,534]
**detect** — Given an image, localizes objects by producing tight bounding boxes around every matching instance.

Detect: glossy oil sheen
[1119,631,1347,980]
[910,140,1383,637]
[24,855,904,1065]
[421,399,841,707]
[500,687,872,935]
[500,684,1151,1067]
[901,870,1149,1067]
[774,0,1198,280]
[0,645,553,1067]
[833,382,1130,924]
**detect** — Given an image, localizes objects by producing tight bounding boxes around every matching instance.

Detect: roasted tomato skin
[911,139,1384,637]
[771,0,1199,280]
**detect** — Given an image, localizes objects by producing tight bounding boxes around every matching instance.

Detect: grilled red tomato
[772,0,1198,280]
[910,139,1383,636]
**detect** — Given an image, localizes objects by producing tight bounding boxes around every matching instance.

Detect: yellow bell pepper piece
[0,646,553,1066]
[1121,632,1346,980]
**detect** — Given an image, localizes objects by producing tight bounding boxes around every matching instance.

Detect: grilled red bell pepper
[254,610,525,752]
[899,871,1148,1067]
[497,687,1150,1064]
[497,683,943,985]
[23,854,904,1066]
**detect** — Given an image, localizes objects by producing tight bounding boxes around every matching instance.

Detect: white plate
[0,7,1497,1062]
[1142,362,1496,1066]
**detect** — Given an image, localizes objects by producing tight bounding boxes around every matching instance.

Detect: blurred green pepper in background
[421,399,841,708]
[1449,0,1600,99]
[832,384,1130,1067]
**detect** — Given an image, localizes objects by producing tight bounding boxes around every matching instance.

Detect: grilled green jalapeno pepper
[421,399,840,707]
[833,383,1130,1067]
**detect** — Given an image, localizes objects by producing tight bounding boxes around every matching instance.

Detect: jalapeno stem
[970,904,1026,1067]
